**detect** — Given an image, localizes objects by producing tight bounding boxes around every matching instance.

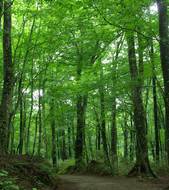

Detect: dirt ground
[58,175,169,190]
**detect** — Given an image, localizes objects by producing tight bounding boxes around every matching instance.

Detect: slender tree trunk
[50,100,57,167]
[123,118,128,161]
[10,118,15,154]
[111,36,123,173]
[0,1,3,29]
[88,132,94,160]
[38,90,42,156]
[157,0,169,164]
[57,130,60,160]
[0,0,14,154]
[18,95,24,154]
[61,129,67,160]
[111,96,118,172]
[68,124,72,158]
[150,43,160,162]
[99,62,112,169]
[32,114,38,156]
[26,60,34,154]
[72,119,75,157]
[93,107,101,151]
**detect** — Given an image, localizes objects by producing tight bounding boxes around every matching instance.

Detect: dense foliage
[0,0,169,178]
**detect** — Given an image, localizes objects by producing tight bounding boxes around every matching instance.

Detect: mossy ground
[0,155,58,190]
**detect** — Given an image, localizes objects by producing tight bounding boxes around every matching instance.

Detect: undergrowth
[57,159,169,177]
[0,155,57,190]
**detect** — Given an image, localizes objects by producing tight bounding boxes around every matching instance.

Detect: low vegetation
[0,156,57,190]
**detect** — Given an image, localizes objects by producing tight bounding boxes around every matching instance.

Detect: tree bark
[61,129,67,160]
[75,54,88,167]
[150,42,160,162]
[0,1,3,29]
[38,89,42,156]
[111,96,118,172]
[50,99,57,167]
[0,0,14,154]
[157,0,169,164]
[127,32,155,177]
[99,61,112,169]
[75,94,87,167]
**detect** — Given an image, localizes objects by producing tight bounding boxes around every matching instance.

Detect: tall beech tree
[157,0,169,163]
[0,0,13,154]
[126,32,154,177]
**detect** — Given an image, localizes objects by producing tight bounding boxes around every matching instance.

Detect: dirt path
[58,175,168,190]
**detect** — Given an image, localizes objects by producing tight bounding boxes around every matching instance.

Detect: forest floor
[57,175,169,190]
[1,156,169,190]
[0,155,58,190]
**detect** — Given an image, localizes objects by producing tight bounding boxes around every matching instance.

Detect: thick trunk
[127,32,155,177]
[75,95,87,167]
[157,0,169,163]
[0,1,13,154]
[75,56,88,167]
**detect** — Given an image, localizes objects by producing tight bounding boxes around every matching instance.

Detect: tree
[126,32,154,177]
[0,0,14,154]
[156,0,169,164]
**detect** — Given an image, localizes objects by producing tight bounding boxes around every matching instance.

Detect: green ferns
[0,170,19,190]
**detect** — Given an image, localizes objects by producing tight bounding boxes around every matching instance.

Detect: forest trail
[58,175,168,190]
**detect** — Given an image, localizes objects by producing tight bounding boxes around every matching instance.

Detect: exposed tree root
[128,163,157,178]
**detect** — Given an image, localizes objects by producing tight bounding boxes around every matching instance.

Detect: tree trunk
[75,95,87,167]
[99,61,112,169]
[127,32,155,177]
[26,60,34,154]
[157,0,169,164]
[38,90,42,156]
[32,114,38,156]
[50,100,57,167]
[93,107,101,151]
[18,95,24,154]
[0,0,13,154]
[68,124,72,158]
[0,1,3,28]
[75,54,88,167]
[61,129,67,160]
[123,117,128,161]
[150,43,160,162]
[111,96,118,172]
